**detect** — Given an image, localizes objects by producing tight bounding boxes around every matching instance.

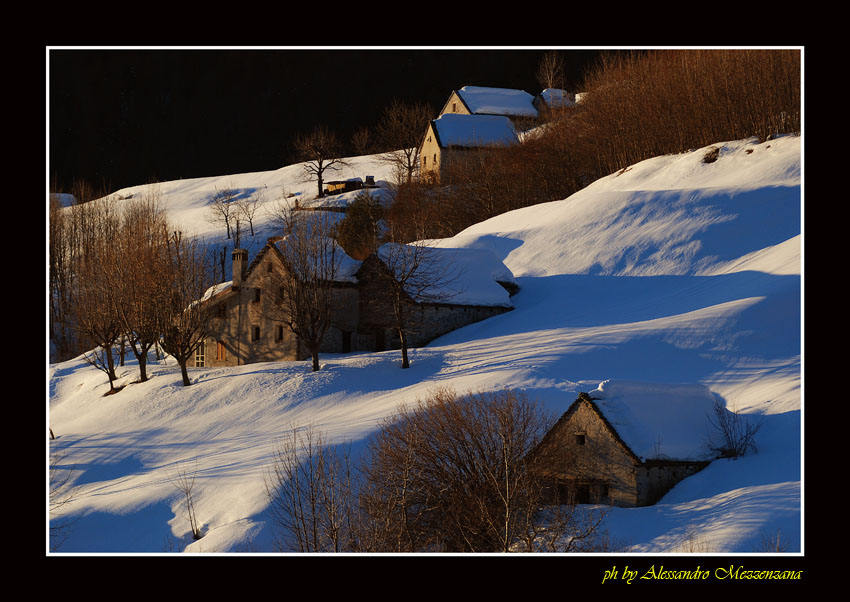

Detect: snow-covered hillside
[48,135,802,555]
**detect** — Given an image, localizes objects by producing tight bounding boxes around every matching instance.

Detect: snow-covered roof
[431,114,519,149]
[272,236,361,283]
[376,243,514,308]
[586,380,719,462]
[538,88,574,108]
[456,86,538,118]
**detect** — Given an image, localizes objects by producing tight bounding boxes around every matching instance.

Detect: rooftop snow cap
[376,243,515,308]
[587,380,720,462]
[456,86,538,118]
[432,114,519,149]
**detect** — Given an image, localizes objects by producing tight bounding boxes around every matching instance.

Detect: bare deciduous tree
[158,230,217,386]
[707,396,762,459]
[207,181,239,240]
[536,50,567,91]
[267,205,344,372]
[264,426,358,552]
[293,125,348,199]
[169,458,202,540]
[115,186,170,382]
[350,126,372,156]
[366,237,459,369]
[73,195,125,393]
[360,387,611,552]
[235,187,264,237]
[375,99,434,184]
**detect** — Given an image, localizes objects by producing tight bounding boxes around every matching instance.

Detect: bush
[707,397,762,459]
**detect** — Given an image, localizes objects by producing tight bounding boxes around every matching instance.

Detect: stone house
[534,381,717,507]
[420,85,537,183]
[419,113,520,183]
[195,237,515,367]
[438,86,539,124]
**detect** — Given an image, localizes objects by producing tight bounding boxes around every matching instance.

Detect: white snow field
[48,135,802,554]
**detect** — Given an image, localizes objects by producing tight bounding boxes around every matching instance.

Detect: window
[275,325,284,343]
[575,433,586,446]
[217,303,227,318]
[452,102,457,112]
[253,288,261,303]
[266,262,273,273]
[216,341,227,361]
[195,341,205,367]
[251,326,260,341]
[423,156,427,167]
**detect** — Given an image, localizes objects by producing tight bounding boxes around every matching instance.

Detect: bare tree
[267,207,344,372]
[72,195,125,393]
[207,181,238,239]
[264,426,358,552]
[375,99,434,184]
[235,187,264,237]
[350,126,372,156]
[360,387,610,552]
[292,125,348,199]
[158,229,217,386]
[115,186,170,382]
[49,192,81,361]
[364,236,459,369]
[169,458,202,540]
[707,396,762,459]
[536,50,567,91]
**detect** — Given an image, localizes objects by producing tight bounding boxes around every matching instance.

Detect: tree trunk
[399,328,409,369]
[179,360,191,386]
[312,351,320,372]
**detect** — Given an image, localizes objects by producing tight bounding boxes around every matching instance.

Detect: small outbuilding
[534,380,718,507]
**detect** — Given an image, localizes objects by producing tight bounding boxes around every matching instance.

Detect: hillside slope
[48,135,802,554]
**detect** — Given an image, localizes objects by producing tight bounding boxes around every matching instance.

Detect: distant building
[533,382,717,507]
[533,88,576,118]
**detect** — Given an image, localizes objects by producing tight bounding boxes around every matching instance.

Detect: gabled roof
[584,380,718,462]
[454,86,538,118]
[269,236,362,283]
[429,114,519,150]
[537,88,575,109]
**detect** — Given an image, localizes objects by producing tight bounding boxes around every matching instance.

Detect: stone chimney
[232,248,248,288]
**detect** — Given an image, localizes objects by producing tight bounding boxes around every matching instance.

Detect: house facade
[195,237,515,368]
[534,389,713,507]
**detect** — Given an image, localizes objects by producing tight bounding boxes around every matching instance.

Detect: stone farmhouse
[420,86,536,182]
[533,381,718,507]
[419,113,520,183]
[419,85,578,183]
[438,85,539,123]
[194,236,516,368]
